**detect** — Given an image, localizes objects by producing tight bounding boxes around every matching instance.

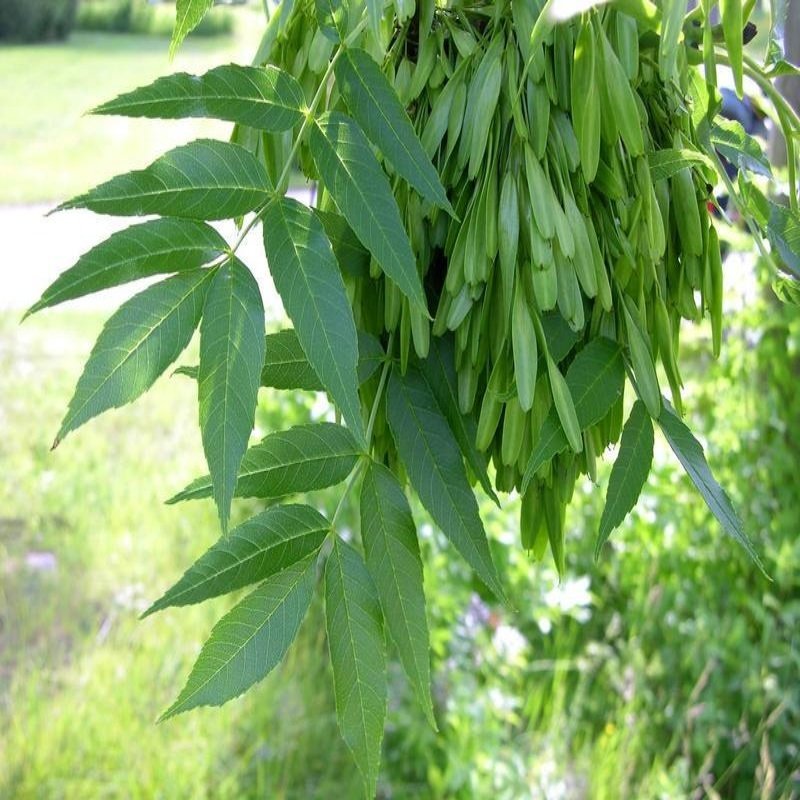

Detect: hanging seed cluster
[260,1,725,558]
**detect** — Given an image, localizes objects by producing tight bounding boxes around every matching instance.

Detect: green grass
[0,311,362,799]
[0,11,262,205]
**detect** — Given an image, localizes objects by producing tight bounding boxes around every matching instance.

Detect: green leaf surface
[522,338,624,491]
[94,64,305,132]
[648,147,716,182]
[658,401,766,572]
[262,197,365,444]
[176,330,384,391]
[198,259,265,531]
[767,201,800,279]
[161,555,317,719]
[168,422,361,504]
[171,0,214,56]
[418,336,498,503]
[315,209,371,278]
[315,0,349,41]
[710,120,772,177]
[144,504,329,617]
[541,311,581,363]
[386,368,505,601]
[335,48,454,214]
[26,219,226,318]
[360,462,435,727]
[55,269,212,447]
[57,139,272,220]
[596,400,654,557]
[309,112,426,312]
[325,538,386,798]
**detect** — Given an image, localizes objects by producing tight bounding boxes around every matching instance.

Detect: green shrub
[0,0,78,41]
[75,0,234,37]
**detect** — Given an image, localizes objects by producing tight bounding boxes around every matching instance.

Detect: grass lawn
[0,12,262,205]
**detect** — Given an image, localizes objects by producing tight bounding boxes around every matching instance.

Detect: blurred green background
[1,2,798,798]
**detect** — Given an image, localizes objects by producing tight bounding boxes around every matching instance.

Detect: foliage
[28,0,800,795]
[0,0,78,41]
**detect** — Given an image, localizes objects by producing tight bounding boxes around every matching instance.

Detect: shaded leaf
[596,400,653,557]
[335,48,454,214]
[315,209,371,278]
[767,201,800,279]
[309,112,426,312]
[144,504,329,617]
[55,269,212,447]
[94,64,305,132]
[168,422,361,503]
[262,197,364,444]
[418,336,497,503]
[325,538,386,798]
[199,259,265,531]
[57,139,272,220]
[361,462,435,727]
[658,401,766,572]
[26,219,226,318]
[386,368,505,601]
[522,338,624,491]
[161,555,317,719]
[315,0,349,41]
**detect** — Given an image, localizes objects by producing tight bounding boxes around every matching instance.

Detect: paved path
[2,190,313,316]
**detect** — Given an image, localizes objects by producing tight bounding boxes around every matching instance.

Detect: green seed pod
[476,389,504,452]
[531,259,558,310]
[547,354,583,453]
[571,21,601,183]
[671,168,704,257]
[499,170,520,315]
[502,395,527,466]
[622,296,661,418]
[524,144,556,239]
[707,225,723,357]
[512,280,539,411]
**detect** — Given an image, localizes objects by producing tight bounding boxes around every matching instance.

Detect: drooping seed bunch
[252,0,732,567]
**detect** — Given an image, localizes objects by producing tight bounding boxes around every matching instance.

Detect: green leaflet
[648,148,717,182]
[386,368,505,601]
[144,504,329,617]
[522,338,625,492]
[325,538,387,799]
[175,330,384,391]
[198,259,265,532]
[658,402,766,572]
[54,269,213,448]
[360,462,435,728]
[262,197,365,445]
[168,422,361,504]
[315,209,371,278]
[25,219,227,318]
[418,336,498,503]
[767,202,800,279]
[57,139,272,220]
[315,0,348,41]
[710,121,772,177]
[309,112,426,313]
[335,48,454,215]
[170,0,214,56]
[94,65,305,132]
[596,400,654,558]
[161,555,317,719]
